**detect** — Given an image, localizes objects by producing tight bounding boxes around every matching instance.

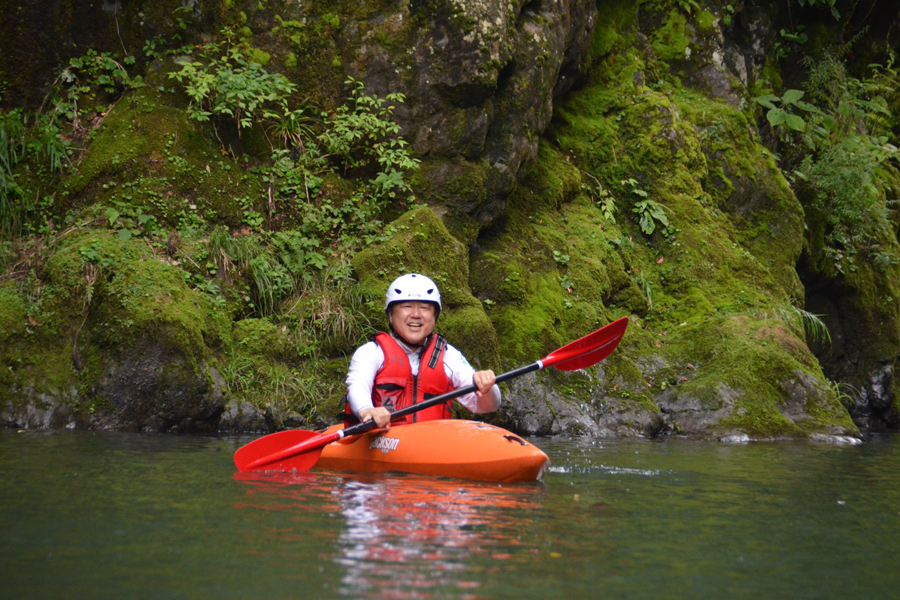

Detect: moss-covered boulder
[0,230,229,432]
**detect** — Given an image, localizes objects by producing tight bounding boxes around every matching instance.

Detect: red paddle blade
[543,317,628,371]
[244,448,325,473]
[234,429,325,472]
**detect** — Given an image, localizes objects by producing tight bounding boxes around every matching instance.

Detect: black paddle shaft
[341,361,543,438]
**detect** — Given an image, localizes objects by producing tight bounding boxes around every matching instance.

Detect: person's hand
[473,370,496,398]
[358,406,392,429]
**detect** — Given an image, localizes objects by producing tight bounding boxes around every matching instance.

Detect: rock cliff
[2,0,898,440]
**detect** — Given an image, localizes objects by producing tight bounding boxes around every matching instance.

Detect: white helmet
[384,273,442,317]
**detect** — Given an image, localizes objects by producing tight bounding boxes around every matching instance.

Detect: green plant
[826,379,859,411]
[259,79,420,251]
[622,179,669,235]
[167,38,296,135]
[248,254,294,317]
[54,49,142,123]
[103,203,160,241]
[797,0,840,20]
[779,26,808,45]
[769,302,831,344]
[0,111,25,236]
[270,230,327,275]
[236,196,265,229]
[552,250,570,266]
[723,4,735,26]
[779,54,900,274]
[264,103,315,152]
[284,264,376,354]
[676,0,700,14]
[581,170,615,223]
[78,240,116,270]
[639,270,652,310]
[1,110,71,236]
[317,77,420,204]
[753,89,818,135]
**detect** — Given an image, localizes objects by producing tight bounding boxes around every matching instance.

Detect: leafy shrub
[55,49,142,122]
[168,39,296,135]
[317,77,420,203]
[753,89,819,136]
[759,52,900,275]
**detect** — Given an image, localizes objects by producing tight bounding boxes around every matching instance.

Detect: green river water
[1,428,898,600]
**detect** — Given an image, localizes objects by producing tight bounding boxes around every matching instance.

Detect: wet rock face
[96,343,225,433]
[495,371,668,439]
[638,2,776,110]
[347,0,597,236]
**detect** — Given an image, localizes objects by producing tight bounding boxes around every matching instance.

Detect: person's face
[389,301,436,345]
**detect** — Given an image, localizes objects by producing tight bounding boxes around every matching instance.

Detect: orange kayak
[315,420,550,483]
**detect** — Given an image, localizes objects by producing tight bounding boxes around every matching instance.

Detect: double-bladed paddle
[233,316,629,473]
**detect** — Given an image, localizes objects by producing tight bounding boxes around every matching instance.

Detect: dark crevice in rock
[798,254,900,432]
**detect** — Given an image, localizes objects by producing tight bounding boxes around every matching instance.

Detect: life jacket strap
[427,334,446,370]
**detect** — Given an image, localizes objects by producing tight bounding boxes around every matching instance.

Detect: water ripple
[548,464,669,477]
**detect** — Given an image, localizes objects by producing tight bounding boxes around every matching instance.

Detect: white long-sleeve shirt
[345,334,501,417]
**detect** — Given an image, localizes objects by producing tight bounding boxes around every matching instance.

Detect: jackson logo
[369,436,400,454]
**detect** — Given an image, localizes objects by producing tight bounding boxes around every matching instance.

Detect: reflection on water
[234,470,545,598]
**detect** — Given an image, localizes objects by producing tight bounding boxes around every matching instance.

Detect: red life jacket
[346,332,454,425]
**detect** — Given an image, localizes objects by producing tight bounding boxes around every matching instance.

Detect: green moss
[439,304,500,369]
[718,402,802,437]
[44,230,228,364]
[60,86,263,230]
[246,47,271,66]
[232,318,291,360]
[410,159,491,244]
[650,10,691,63]
[470,143,633,365]
[0,284,26,341]
[321,13,341,30]
[461,10,856,437]
[694,10,716,32]
[585,0,636,67]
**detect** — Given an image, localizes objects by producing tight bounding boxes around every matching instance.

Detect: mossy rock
[24,229,231,431]
[470,142,630,366]
[410,158,492,245]
[466,11,860,439]
[60,86,264,231]
[0,285,26,342]
[232,318,292,361]
[653,316,857,438]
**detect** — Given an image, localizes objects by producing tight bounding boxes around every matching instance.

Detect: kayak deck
[316,420,550,483]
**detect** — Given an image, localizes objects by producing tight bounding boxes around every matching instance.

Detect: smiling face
[388,301,437,346]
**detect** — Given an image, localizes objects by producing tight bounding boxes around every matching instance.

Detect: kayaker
[344,273,501,429]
